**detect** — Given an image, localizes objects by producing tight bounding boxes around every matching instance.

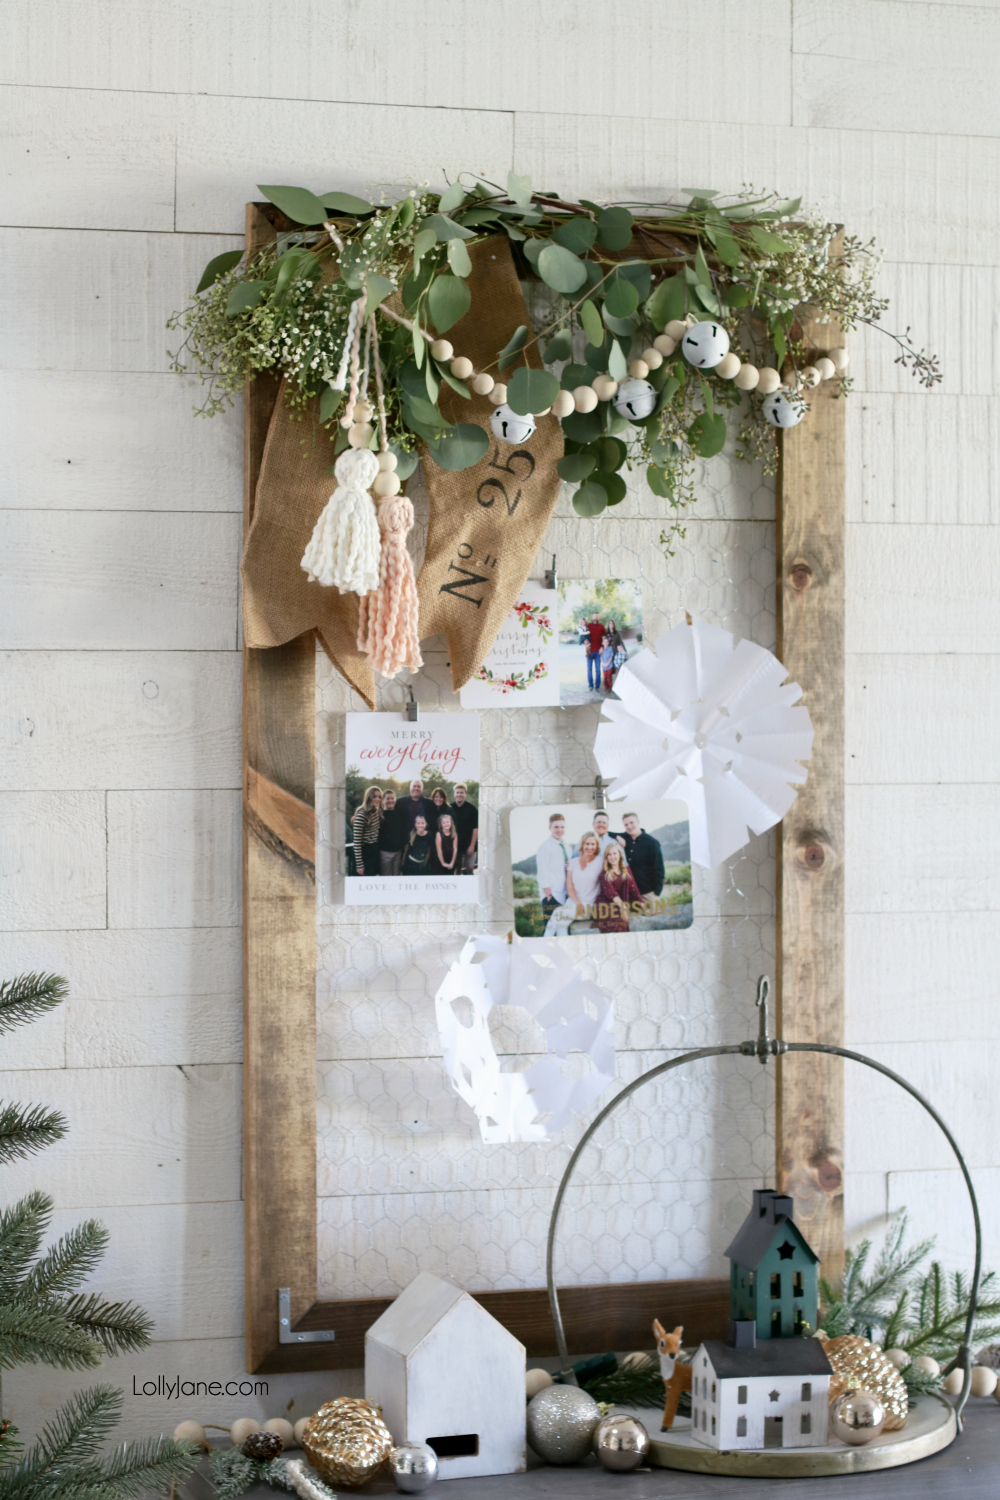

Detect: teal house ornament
[725,1189,819,1340]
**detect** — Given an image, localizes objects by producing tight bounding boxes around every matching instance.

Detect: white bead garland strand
[283,1458,339,1500]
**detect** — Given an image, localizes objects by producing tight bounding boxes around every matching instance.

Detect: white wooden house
[690,1339,832,1450]
[365,1272,526,1479]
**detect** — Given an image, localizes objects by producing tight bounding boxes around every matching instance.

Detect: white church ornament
[434,934,615,1143]
[681,321,731,369]
[490,404,536,444]
[762,390,807,429]
[593,617,813,868]
[612,377,658,421]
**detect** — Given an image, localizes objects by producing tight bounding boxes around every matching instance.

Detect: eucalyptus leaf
[395,196,416,230]
[364,272,395,313]
[750,224,794,254]
[413,227,436,268]
[412,322,425,369]
[580,299,605,347]
[773,324,787,367]
[319,190,374,216]
[597,207,634,251]
[694,242,712,288]
[459,208,501,227]
[688,411,727,458]
[602,305,639,338]
[438,181,467,213]
[552,216,598,255]
[683,188,719,200]
[560,362,592,390]
[447,238,472,277]
[438,367,472,399]
[543,330,574,364]
[695,283,721,314]
[725,284,752,308]
[226,281,267,317]
[597,436,627,474]
[424,359,440,403]
[497,324,530,370]
[616,260,652,302]
[595,470,627,505]
[196,250,243,293]
[561,409,603,443]
[573,481,608,517]
[423,213,475,242]
[584,340,610,372]
[319,385,345,423]
[400,360,427,401]
[507,171,533,208]
[522,239,544,266]
[713,230,743,268]
[428,272,472,332]
[645,272,687,331]
[608,340,628,382]
[557,453,597,482]
[771,196,802,217]
[537,243,589,295]
[403,391,449,431]
[607,408,630,435]
[338,242,367,290]
[427,422,490,472]
[646,465,672,498]
[507,366,560,416]
[504,222,527,242]
[258,184,328,225]
[390,443,420,481]
[604,277,639,319]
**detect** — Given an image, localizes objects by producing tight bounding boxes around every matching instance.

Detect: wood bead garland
[573,386,598,413]
[230,1418,261,1446]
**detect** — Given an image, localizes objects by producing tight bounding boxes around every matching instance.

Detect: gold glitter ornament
[302,1397,393,1486]
[821,1335,908,1431]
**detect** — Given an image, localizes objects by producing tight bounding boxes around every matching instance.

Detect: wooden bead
[814,356,836,381]
[373,472,402,497]
[591,375,618,401]
[715,353,742,380]
[430,339,453,362]
[354,400,373,422]
[551,390,575,418]
[264,1417,296,1446]
[640,347,664,369]
[348,423,374,448]
[377,450,398,471]
[450,356,474,380]
[653,334,676,356]
[665,320,688,341]
[829,347,849,369]
[734,363,759,391]
[525,1369,554,1399]
[628,359,650,379]
[756,367,781,395]
[942,1368,963,1395]
[801,365,822,387]
[293,1417,311,1445]
[573,386,598,413]
[173,1420,207,1447]
[536,407,551,417]
[911,1355,940,1376]
[883,1348,910,1369]
[971,1365,998,1398]
[491,382,507,405]
[471,372,495,395]
[230,1418,261,1446]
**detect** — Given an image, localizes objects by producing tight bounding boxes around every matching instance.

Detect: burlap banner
[241,238,562,704]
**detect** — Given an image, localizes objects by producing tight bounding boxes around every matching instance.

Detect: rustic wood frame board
[242,202,845,1373]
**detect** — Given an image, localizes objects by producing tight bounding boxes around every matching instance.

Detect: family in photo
[556,579,643,706]
[348,778,479,879]
[510,801,693,937]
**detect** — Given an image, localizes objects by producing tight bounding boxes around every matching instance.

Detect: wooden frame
[242,202,845,1373]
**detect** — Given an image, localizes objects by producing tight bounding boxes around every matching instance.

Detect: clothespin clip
[406,686,419,723]
[594,776,607,812]
[544,553,558,591]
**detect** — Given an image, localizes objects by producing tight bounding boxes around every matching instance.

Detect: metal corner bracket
[278,1287,335,1344]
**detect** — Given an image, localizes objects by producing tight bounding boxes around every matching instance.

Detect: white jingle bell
[613,377,657,421]
[490,403,536,444]
[681,320,731,369]
[762,389,806,428]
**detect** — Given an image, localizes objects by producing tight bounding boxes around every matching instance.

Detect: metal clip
[278,1287,335,1344]
[406,687,419,722]
[544,553,558,591]
[594,776,607,812]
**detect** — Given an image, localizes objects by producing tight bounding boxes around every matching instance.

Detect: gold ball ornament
[302,1397,393,1487]
[471,372,495,396]
[450,356,474,380]
[756,366,782,395]
[822,1335,908,1431]
[551,390,576,418]
[734,363,760,391]
[830,1389,885,1446]
[430,339,453,362]
[525,1367,554,1398]
[971,1364,998,1398]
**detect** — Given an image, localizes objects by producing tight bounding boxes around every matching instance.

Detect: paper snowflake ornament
[594,618,814,868]
[434,933,615,1144]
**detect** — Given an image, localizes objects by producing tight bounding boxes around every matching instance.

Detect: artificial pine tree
[0,973,199,1499]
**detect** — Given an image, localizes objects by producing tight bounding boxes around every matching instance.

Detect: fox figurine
[653,1319,692,1431]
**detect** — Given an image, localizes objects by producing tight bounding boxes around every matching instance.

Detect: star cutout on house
[769,1390,780,1402]
[777,1240,796,1260]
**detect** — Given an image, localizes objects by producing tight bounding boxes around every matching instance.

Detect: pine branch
[580,1353,665,1407]
[0,1300,103,1372]
[61,1293,154,1357]
[0,1193,51,1296]
[209,1448,294,1500]
[0,974,67,1036]
[21,1222,109,1302]
[0,1103,68,1165]
[0,1386,122,1494]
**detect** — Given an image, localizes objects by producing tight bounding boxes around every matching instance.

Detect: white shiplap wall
[2,0,998,1441]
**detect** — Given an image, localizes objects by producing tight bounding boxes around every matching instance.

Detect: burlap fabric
[240,236,562,700]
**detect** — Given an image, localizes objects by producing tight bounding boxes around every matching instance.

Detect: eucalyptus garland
[169,172,938,545]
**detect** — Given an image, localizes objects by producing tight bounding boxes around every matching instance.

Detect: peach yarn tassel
[357,492,423,678]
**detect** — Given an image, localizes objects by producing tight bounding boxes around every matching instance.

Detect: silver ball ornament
[490,404,536,445]
[612,378,657,422]
[680,320,731,370]
[389,1442,439,1493]
[762,389,807,428]
[830,1389,886,1445]
[526,1385,601,1464]
[593,1412,650,1472]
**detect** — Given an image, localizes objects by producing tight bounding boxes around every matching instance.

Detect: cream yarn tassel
[357,490,423,678]
[300,447,381,595]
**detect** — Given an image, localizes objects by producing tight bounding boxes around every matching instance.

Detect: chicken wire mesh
[315,392,780,1301]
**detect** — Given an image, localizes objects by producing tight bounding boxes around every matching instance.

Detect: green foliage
[579,1353,665,1409]
[0,1105,67,1167]
[0,974,68,1037]
[209,1447,298,1500]
[506,367,559,417]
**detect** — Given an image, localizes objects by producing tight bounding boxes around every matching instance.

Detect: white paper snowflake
[434,933,615,1144]
[594,618,814,868]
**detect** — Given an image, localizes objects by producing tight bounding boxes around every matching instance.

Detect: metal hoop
[545,977,982,1427]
